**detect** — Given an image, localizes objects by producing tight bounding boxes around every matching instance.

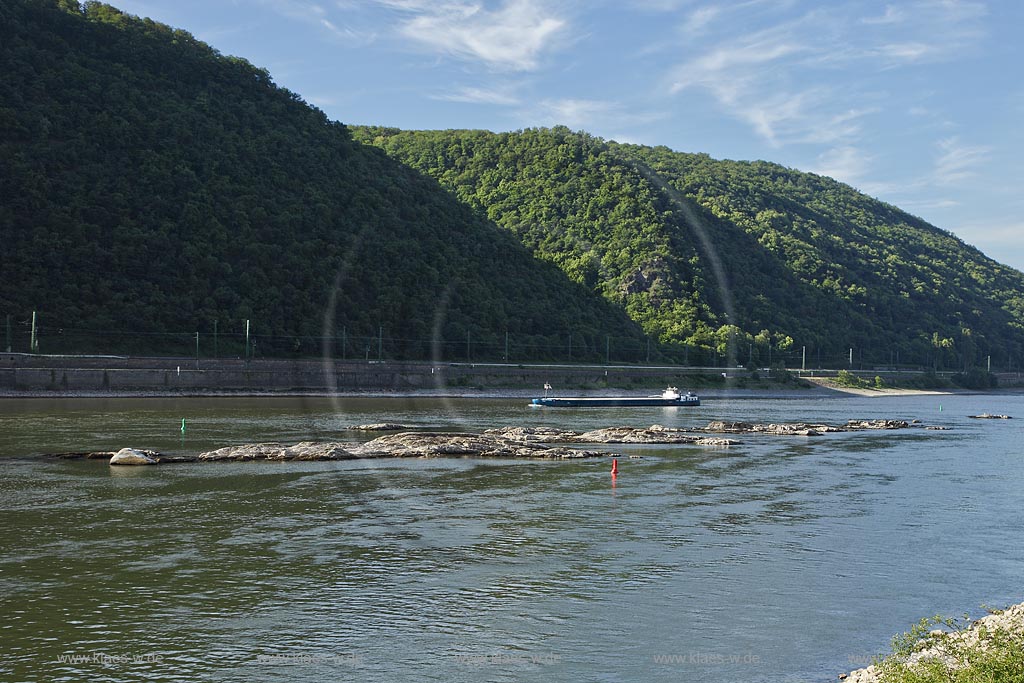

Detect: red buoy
[611,458,619,475]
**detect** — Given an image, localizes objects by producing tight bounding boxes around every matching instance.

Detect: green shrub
[835,369,870,388]
[877,609,1024,683]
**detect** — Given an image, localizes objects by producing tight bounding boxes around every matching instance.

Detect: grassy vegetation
[875,607,1024,683]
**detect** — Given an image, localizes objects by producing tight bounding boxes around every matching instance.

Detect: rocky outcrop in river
[193,433,607,461]
[199,442,356,461]
[577,425,739,445]
[50,415,936,464]
[487,420,918,443]
[352,432,604,459]
[484,425,739,445]
[703,419,913,436]
[482,426,582,443]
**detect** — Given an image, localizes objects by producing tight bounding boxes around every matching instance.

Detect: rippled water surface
[1,393,1022,682]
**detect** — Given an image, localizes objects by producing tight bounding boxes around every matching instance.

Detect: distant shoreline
[0,384,998,401]
[3,353,1017,399]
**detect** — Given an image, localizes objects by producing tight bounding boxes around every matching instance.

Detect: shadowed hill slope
[0,1,643,360]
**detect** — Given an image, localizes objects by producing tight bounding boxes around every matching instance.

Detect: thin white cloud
[434,85,521,105]
[680,6,721,35]
[946,220,1024,271]
[858,133,995,225]
[527,98,616,128]
[892,196,960,211]
[394,0,567,71]
[873,41,934,62]
[319,17,372,42]
[856,137,992,207]
[669,38,804,95]
[741,91,809,146]
[861,5,905,25]
[796,105,878,145]
[810,145,872,185]
[860,0,987,66]
[956,221,1024,243]
[934,136,991,185]
[664,1,988,150]
[257,0,376,44]
[631,0,695,12]
[516,97,667,135]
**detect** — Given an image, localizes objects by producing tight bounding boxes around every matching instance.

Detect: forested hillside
[0,0,644,360]
[4,0,1022,370]
[353,126,1024,370]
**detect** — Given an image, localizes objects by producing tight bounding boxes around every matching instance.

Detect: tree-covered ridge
[352,126,1024,369]
[618,145,1024,348]
[0,0,643,359]
[352,127,721,347]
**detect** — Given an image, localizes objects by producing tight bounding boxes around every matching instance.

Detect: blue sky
[111,0,1024,272]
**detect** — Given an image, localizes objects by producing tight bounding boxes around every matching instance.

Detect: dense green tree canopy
[3,0,1022,369]
[0,0,643,359]
[352,126,1024,369]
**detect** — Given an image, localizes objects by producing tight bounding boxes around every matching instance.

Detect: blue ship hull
[530,395,700,407]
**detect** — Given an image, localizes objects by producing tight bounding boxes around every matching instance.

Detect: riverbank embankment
[839,602,1024,682]
[0,353,808,396]
[4,353,1010,398]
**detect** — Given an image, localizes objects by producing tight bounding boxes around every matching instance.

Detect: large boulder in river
[198,442,356,461]
[109,448,158,465]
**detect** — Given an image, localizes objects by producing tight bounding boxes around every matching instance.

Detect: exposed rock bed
[57,449,197,464]
[968,413,1012,419]
[199,441,357,461]
[352,432,603,459]
[704,419,912,436]
[196,433,605,461]
[482,426,582,443]
[56,450,125,460]
[840,602,1024,682]
[577,426,740,446]
[50,416,938,464]
[483,425,731,444]
[488,420,920,443]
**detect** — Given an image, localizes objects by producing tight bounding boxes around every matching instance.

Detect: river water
[1,393,1022,682]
